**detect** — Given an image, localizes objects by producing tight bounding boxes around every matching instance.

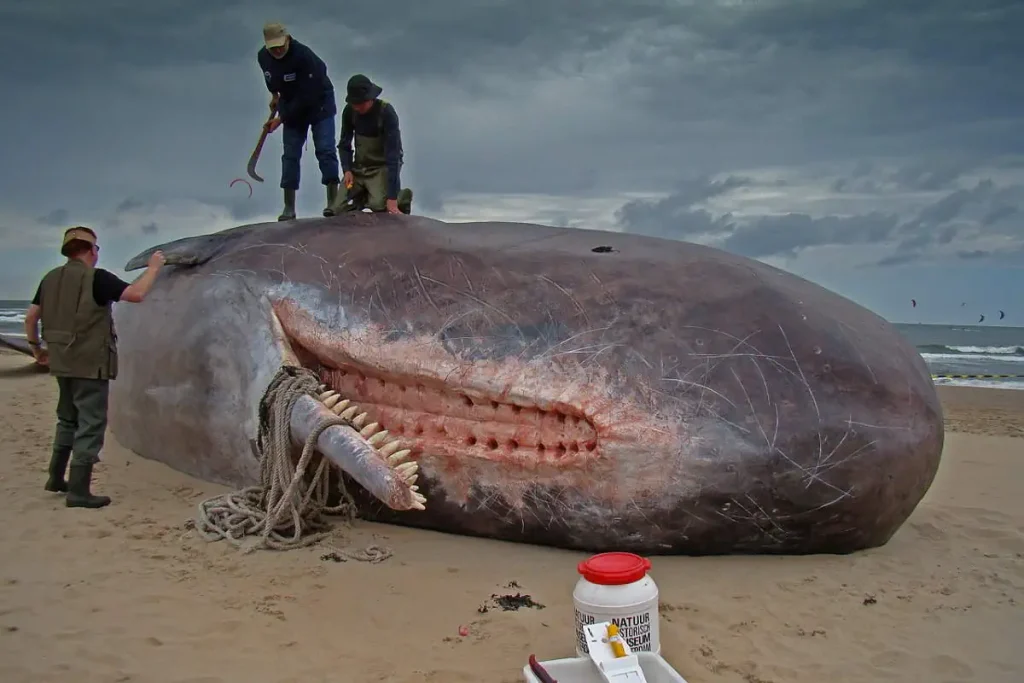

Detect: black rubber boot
[278,188,297,221]
[65,463,111,509]
[44,448,71,493]
[323,181,340,217]
[398,188,414,215]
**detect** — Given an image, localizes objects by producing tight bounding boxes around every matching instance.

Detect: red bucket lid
[577,552,652,585]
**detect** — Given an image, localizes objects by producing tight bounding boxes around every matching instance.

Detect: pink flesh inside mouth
[314,365,600,467]
[273,298,605,473]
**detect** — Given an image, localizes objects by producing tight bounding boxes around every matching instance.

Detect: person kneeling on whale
[326,74,413,216]
[23,227,165,508]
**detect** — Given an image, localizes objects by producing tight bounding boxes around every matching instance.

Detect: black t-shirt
[31,268,130,308]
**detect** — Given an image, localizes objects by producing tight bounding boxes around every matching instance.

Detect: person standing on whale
[257,21,341,220]
[23,227,165,508]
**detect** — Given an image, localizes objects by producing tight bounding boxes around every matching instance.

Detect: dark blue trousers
[280,115,339,190]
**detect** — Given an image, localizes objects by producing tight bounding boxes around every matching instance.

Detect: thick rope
[192,365,392,561]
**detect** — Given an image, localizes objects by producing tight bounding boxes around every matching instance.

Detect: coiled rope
[192,365,392,562]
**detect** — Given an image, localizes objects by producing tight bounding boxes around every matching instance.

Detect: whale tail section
[0,333,35,356]
[0,334,49,371]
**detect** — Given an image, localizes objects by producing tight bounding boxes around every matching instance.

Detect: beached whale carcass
[104,213,943,555]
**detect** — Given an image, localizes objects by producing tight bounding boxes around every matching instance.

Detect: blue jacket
[257,39,337,126]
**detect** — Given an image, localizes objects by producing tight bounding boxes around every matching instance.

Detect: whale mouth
[275,301,602,465]
[270,298,605,513]
[312,365,600,463]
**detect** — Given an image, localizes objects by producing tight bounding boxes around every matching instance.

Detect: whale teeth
[410,491,427,509]
[368,431,389,446]
[359,422,380,438]
[395,461,418,480]
[388,449,411,465]
[318,390,337,401]
[331,399,351,415]
[352,412,369,428]
[339,406,359,421]
[379,441,403,457]
[410,499,426,511]
[322,394,342,409]
[406,475,418,486]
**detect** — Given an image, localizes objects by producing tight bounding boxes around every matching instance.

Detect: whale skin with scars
[89,213,943,555]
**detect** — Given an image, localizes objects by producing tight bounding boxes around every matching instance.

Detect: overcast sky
[2,0,1021,325]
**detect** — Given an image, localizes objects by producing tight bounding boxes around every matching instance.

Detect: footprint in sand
[910,522,947,541]
[929,654,974,679]
[728,620,758,634]
[870,648,910,668]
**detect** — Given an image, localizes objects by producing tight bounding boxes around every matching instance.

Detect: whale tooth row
[317,386,425,510]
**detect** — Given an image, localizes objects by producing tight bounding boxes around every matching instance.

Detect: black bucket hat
[346,74,383,103]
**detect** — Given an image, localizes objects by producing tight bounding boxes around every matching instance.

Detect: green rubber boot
[278,188,297,221]
[397,188,414,215]
[323,181,340,217]
[44,447,71,493]
[65,463,111,509]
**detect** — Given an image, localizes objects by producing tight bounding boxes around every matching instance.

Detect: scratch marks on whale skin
[412,264,442,315]
[497,485,578,534]
[659,323,900,515]
[835,319,878,385]
[418,270,527,342]
[482,482,670,543]
[537,274,591,327]
[401,262,628,374]
[714,495,791,545]
[531,325,622,366]
[448,255,477,295]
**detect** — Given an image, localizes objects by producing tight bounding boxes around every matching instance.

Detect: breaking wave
[917,344,1024,361]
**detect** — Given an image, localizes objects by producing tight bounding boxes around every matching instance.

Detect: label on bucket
[574,607,656,654]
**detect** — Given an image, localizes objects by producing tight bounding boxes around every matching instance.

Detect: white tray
[522,652,688,683]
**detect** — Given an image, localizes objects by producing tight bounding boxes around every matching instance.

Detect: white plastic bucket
[572,552,660,656]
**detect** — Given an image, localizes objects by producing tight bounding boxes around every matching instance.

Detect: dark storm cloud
[37,209,69,226]
[111,191,278,225]
[615,173,904,253]
[116,199,147,214]
[614,176,751,239]
[722,212,900,259]
[888,159,980,192]
[831,157,988,194]
[2,0,1024,314]
[4,0,1022,209]
[982,205,1018,226]
[956,245,1024,263]
[617,171,1024,266]
[874,253,919,267]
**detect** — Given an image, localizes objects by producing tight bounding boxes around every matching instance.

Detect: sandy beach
[0,349,1021,683]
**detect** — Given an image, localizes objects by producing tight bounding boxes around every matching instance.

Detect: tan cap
[61,226,97,255]
[263,21,289,49]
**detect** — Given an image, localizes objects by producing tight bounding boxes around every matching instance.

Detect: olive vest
[38,259,118,380]
[351,99,396,172]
